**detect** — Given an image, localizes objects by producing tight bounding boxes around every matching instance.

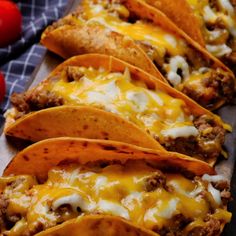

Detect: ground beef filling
[164,114,225,161]
[10,90,64,120]
[0,170,231,236]
[10,86,225,161]
[182,68,235,109]
[138,41,235,109]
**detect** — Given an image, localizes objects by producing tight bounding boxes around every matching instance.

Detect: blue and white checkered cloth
[0,0,69,127]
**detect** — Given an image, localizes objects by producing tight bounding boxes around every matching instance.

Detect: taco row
[142,0,236,74]
[0,137,232,235]
[40,0,236,110]
[4,54,230,165]
[1,0,235,234]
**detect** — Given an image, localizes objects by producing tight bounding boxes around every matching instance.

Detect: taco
[4,54,230,165]
[0,137,231,236]
[40,0,236,110]
[142,0,236,74]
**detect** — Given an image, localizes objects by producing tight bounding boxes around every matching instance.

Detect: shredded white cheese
[167,56,189,87]
[164,35,177,47]
[144,198,179,222]
[121,192,143,211]
[147,90,163,106]
[97,200,130,219]
[208,183,222,205]
[94,176,108,194]
[161,126,199,139]
[52,193,95,212]
[126,91,148,112]
[218,0,234,15]
[202,174,227,183]
[206,44,232,57]
[203,6,218,23]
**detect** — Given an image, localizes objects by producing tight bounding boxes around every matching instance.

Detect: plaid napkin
[0,0,69,128]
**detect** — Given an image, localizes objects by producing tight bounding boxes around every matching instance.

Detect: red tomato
[0,0,22,47]
[0,72,5,103]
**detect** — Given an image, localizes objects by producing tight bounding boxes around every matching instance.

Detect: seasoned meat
[194,114,225,159]
[66,66,84,82]
[144,171,166,192]
[164,136,197,158]
[164,114,225,161]
[182,69,235,109]
[10,89,64,120]
[0,194,9,230]
[213,180,229,191]
[153,214,191,236]
[11,93,30,114]
[224,38,236,74]
[202,217,221,236]
[26,90,64,111]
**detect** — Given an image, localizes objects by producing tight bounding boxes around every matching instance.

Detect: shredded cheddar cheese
[186,0,236,58]
[69,0,234,103]
[81,0,187,56]
[0,162,231,235]
[44,66,197,143]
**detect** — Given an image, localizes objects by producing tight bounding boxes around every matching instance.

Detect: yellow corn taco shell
[41,23,164,81]
[141,0,205,46]
[0,138,231,235]
[142,0,236,74]
[4,106,163,150]
[4,54,230,165]
[40,0,236,110]
[3,137,215,179]
[36,215,158,236]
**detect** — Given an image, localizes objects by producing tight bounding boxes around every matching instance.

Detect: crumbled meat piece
[213,180,229,191]
[181,217,221,236]
[209,0,218,9]
[6,214,21,223]
[66,66,84,82]
[26,221,44,236]
[203,217,221,235]
[194,114,225,160]
[10,93,30,114]
[0,194,9,229]
[224,38,236,75]
[144,171,167,192]
[27,90,64,111]
[153,214,191,236]
[164,136,197,158]
[162,114,225,161]
[220,190,232,205]
[182,68,235,109]
[10,89,64,119]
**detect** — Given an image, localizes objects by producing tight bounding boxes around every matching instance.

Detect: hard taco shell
[35,215,158,236]
[3,137,215,182]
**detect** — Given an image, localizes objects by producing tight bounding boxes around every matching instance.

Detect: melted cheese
[161,126,199,139]
[45,66,197,143]
[1,163,231,235]
[206,44,232,57]
[165,56,190,86]
[81,0,187,56]
[75,0,231,95]
[187,0,236,58]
